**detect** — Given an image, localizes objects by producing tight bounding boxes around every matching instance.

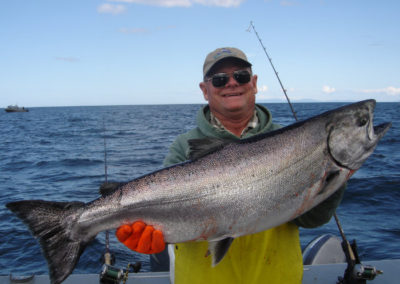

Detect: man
[115,47,345,283]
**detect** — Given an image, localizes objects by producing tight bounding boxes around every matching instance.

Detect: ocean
[0,102,399,276]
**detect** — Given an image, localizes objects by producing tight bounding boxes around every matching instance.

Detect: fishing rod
[103,119,110,256]
[100,119,142,284]
[248,21,382,283]
[100,118,122,284]
[248,21,298,121]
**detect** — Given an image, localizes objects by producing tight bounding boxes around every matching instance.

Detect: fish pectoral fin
[208,237,234,267]
[188,138,229,160]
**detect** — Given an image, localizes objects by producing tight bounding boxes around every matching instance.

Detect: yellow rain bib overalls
[173,223,302,284]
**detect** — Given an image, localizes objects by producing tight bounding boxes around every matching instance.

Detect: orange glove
[116,221,165,254]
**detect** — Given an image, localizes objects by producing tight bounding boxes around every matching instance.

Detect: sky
[1,0,399,107]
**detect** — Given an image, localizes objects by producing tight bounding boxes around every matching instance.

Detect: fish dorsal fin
[208,237,234,266]
[188,138,228,160]
[99,182,126,197]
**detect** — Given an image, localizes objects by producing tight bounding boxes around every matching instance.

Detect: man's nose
[224,75,239,87]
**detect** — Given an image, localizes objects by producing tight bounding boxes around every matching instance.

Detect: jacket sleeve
[293,184,346,228]
[163,134,190,167]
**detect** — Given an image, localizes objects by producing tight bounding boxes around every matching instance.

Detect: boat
[5,105,29,112]
[1,234,399,284]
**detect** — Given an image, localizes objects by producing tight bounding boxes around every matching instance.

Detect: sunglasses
[205,70,252,88]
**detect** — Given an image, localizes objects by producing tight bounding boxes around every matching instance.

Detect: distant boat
[5,105,29,112]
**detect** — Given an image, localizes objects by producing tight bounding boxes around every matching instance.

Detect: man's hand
[116,221,165,254]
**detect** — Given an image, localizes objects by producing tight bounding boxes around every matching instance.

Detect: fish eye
[357,116,369,127]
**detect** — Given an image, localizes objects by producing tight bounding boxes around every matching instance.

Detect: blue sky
[1,0,399,107]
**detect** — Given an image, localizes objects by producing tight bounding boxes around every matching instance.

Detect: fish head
[327,99,391,170]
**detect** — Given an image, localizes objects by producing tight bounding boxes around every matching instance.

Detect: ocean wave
[35,158,103,168]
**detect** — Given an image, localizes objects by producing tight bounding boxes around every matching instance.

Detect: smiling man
[115,47,345,283]
[199,48,259,137]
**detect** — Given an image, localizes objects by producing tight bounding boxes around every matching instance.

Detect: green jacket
[164,104,281,165]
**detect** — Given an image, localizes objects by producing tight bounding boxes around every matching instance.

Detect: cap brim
[205,57,252,77]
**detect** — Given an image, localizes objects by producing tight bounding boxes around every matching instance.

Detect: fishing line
[102,118,111,259]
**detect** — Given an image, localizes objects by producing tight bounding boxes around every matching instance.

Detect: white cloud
[193,0,243,7]
[322,85,336,94]
[359,86,400,96]
[109,0,191,7]
[98,3,126,14]
[108,0,244,7]
[259,85,269,92]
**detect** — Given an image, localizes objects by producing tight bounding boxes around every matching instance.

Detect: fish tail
[6,200,90,284]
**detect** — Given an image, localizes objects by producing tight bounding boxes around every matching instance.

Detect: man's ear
[199,82,209,101]
[252,74,258,95]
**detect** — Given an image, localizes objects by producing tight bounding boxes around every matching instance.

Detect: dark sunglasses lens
[210,70,251,87]
[234,71,251,84]
[212,74,229,88]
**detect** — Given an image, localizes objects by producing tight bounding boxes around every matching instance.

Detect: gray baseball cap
[203,47,252,77]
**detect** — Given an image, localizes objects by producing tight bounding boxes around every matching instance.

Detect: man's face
[199,61,258,117]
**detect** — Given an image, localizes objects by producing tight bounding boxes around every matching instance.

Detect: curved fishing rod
[248,21,298,121]
[248,21,382,283]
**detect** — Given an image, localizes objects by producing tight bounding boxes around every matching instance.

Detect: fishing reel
[100,250,121,284]
[352,263,383,281]
[337,262,383,284]
[100,250,142,284]
[100,262,142,284]
[337,239,383,284]
[100,264,124,284]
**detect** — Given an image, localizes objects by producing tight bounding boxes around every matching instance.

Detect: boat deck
[1,260,399,284]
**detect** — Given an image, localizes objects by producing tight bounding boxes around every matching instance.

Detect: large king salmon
[7,100,391,284]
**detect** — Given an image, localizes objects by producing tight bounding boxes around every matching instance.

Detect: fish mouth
[365,100,391,142]
[373,122,392,139]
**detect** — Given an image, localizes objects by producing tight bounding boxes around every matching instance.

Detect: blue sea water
[0,102,399,276]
